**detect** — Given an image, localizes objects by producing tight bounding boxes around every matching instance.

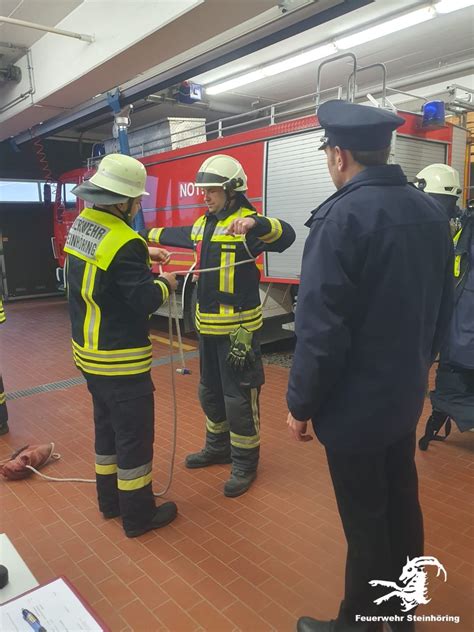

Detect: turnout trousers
[326,431,424,628]
[85,372,156,533]
[0,374,7,424]
[198,333,265,473]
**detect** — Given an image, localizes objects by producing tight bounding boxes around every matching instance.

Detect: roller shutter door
[264,129,334,280]
[394,136,446,182]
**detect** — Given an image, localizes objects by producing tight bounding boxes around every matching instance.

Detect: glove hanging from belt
[227,325,255,371]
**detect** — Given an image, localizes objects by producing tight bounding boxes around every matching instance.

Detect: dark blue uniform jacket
[287,165,454,453]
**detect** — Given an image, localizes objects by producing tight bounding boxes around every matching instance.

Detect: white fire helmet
[415,163,461,198]
[195,154,248,191]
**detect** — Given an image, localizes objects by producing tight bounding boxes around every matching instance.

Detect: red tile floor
[0,298,472,631]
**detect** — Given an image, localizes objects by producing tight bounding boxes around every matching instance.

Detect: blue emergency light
[422,100,445,127]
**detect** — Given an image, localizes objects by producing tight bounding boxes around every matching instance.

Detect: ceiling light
[206,70,266,95]
[206,43,337,95]
[435,0,474,13]
[204,2,470,96]
[335,7,435,49]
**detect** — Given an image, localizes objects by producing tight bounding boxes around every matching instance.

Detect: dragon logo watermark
[369,556,447,612]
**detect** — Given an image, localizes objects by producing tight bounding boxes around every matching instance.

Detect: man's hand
[149,247,171,264]
[226,217,256,235]
[159,272,178,292]
[286,412,313,442]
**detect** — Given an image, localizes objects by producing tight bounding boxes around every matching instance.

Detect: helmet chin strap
[221,189,236,213]
[114,198,134,225]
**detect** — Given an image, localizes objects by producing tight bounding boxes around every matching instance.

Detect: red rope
[33,138,54,184]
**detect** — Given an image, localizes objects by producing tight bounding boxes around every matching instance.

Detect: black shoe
[224,469,257,497]
[297,618,335,632]
[102,509,120,519]
[185,449,231,469]
[125,502,177,538]
[297,616,383,632]
[0,421,9,436]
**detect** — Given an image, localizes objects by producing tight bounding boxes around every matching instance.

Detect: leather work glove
[227,326,255,371]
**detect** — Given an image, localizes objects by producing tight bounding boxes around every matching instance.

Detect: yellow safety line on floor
[150,334,196,351]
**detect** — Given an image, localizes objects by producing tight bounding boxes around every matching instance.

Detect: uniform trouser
[84,372,156,533]
[326,431,424,628]
[198,332,265,473]
[0,374,8,424]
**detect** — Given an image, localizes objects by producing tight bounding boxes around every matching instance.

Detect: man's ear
[334,146,344,171]
[335,147,350,172]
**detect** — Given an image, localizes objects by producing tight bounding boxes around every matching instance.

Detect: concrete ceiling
[1,0,359,141]
[0,0,473,145]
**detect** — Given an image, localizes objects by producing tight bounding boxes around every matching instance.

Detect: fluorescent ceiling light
[435,0,474,13]
[335,7,435,49]
[204,1,471,95]
[206,43,337,95]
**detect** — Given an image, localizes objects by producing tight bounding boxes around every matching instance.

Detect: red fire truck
[52,101,468,335]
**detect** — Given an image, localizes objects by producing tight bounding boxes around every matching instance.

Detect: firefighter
[415,164,474,447]
[286,101,453,632]
[415,163,463,230]
[65,153,178,537]
[144,154,295,497]
[0,296,8,436]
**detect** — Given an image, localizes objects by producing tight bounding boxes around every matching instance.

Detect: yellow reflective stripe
[454,255,461,278]
[72,339,152,358]
[73,340,152,356]
[453,228,462,246]
[148,227,164,244]
[95,463,117,475]
[259,218,283,243]
[453,228,463,278]
[154,279,169,302]
[251,388,260,435]
[191,216,206,241]
[220,303,234,315]
[81,263,101,349]
[230,431,260,450]
[73,353,152,376]
[196,319,263,335]
[219,249,236,294]
[211,234,246,243]
[117,472,152,491]
[0,393,6,405]
[206,417,230,434]
[197,306,262,323]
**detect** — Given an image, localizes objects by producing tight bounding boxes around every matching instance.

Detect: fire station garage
[0,1,473,630]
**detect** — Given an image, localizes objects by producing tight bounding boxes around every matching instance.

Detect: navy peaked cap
[317,100,405,151]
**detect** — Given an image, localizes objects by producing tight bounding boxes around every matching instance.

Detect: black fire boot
[223,469,257,497]
[185,448,231,469]
[102,508,120,519]
[125,501,177,538]
[0,421,9,436]
[297,618,336,632]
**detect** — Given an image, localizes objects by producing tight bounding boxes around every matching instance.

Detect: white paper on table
[0,577,105,632]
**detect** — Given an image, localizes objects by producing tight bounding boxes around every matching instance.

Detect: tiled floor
[0,298,472,631]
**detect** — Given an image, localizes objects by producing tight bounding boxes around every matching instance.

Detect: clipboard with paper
[0,577,109,631]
